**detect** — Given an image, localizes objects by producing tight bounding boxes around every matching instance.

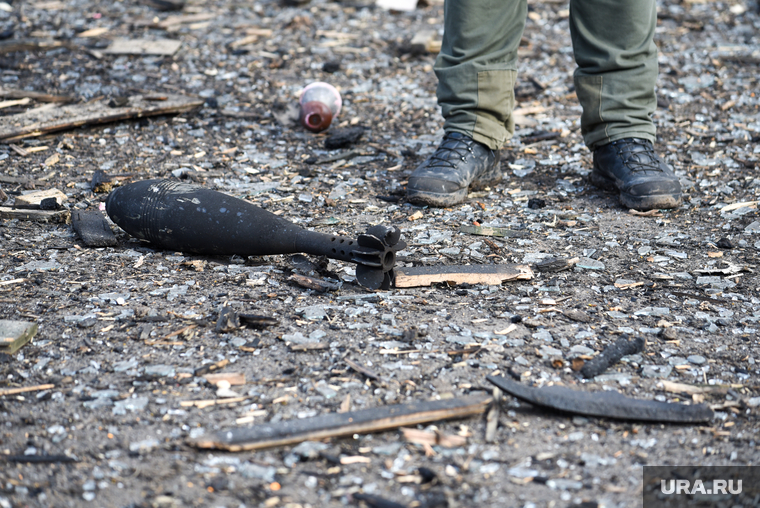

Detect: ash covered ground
[1,0,760,506]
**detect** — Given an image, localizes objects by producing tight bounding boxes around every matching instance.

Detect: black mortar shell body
[105,179,355,261]
[105,180,405,289]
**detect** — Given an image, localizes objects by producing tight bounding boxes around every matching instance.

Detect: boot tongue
[623,140,659,171]
[440,133,470,154]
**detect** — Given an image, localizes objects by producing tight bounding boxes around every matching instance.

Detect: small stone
[539,345,563,357]
[215,307,239,333]
[238,462,277,481]
[372,442,403,455]
[633,307,670,317]
[298,305,328,320]
[91,389,120,400]
[166,285,188,302]
[215,379,240,398]
[152,495,181,508]
[532,329,553,342]
[546,478,583,491]
[78,316,98,328]
[641,365,673,378]
[291,441,329,460]
[113,396,149,415]
[322,61,341,73]
[687,355,706,365]
[439,247,461,256]
[309,330,327,342]
[527,198,546,209]
[324,127,364,150]
[744,221,760,233]
[716,237,734,249]
[113,359,139,372]
[281,332,318,345]
[129,438,159,454]
[479,463,500,474]
[568,345,594,357]
[229,337,247,347]
[143,365,175,377]
[564,309,592,323]
[83,398,114,410]
[507,466,540,478]
[576,257,605,270]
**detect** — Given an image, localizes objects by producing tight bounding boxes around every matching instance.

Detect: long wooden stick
[191,393,492,451]
[0,384,54,397]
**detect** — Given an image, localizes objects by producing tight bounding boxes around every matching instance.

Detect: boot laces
[616,139,662,173]
[428,133,476,169]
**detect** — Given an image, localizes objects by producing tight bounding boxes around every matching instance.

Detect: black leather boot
[407,132,501,207]
[591,138,682,211]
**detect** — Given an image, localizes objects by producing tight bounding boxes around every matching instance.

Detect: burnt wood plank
[0,93,203,141]
[0,206,70,223]
[191,393,492,451]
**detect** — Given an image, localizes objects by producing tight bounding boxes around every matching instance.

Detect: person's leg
[407,0,526,207]
[570,0,657,148]
[570,0,681,210]
[435,0,527,150]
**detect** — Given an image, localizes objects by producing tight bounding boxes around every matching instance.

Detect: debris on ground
[408,30,442,55]
[324,126,365,149]
[459,224,528,238]
[579,335,646,379]
[0,205,70,222]
[102,38,182,56]
[13,188,67,209]
[0,383,53,397]
[487,375,714,423]
[288,273,341,292]
[534,256,579,273]
[394,263,533,287]
[0,319,38,355]
[0,93,203,141]
[71,210,118,247]
[0,0,758,505]
[192,394,492,451]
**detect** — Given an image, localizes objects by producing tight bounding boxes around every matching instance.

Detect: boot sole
[589,170,681,211]
[407,165,503,207]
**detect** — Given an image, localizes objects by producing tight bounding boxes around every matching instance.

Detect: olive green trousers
[435,0,659,150]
